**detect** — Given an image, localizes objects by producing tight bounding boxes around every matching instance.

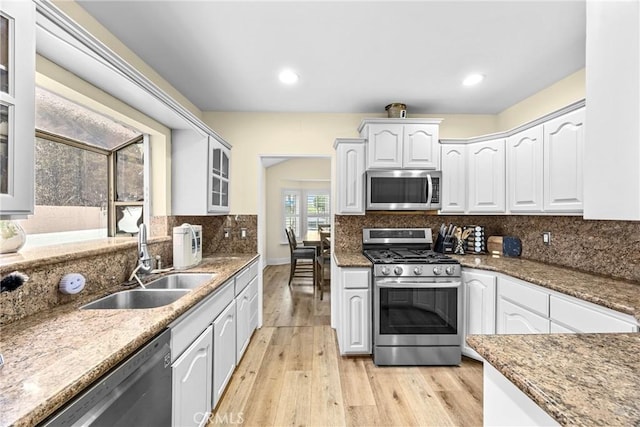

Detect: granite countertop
[467,333,640,426]
[0,254,258,427]
[335,252,640,321]
[454,254,640,321]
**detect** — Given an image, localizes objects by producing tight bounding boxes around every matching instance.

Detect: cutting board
[487,236,503,254]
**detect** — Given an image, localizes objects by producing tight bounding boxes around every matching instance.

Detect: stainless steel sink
[144,273,216,290]
[81,289,191,310]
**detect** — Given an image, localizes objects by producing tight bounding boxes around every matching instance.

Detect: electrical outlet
[542,231,551,246]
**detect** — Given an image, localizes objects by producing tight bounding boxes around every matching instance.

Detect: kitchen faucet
[129,223,153,287]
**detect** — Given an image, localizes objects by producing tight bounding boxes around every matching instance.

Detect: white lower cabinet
[213,299,236,409]
[235,283,252,362]
[549,295,637,333]
[484,363,559,427]
[336,267,371,355]
[497,298,550,334]
[172,326,213,427]
[462,269,496,360]
[249,277,259,332]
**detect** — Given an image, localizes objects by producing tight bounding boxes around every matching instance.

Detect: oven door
[373,277,462,347]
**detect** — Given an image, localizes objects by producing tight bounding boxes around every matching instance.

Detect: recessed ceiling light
[463,73,485,87]
[279,69,299,85]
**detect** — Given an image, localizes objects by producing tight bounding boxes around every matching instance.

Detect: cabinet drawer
[171,279,234,361]
[235,261,258,295]
[342,269,370,289]
[550,295,638,333]
[498,276,549,316]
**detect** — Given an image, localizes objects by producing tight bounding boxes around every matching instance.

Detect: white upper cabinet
[359,119,442,169]
[334,138,366,215]
[507,125,544,212]
[584,0,640,220]
[467,139,506,213]
[172,130,231,215]
[0,1,35,217]
[440,144,467,213]
[543,108,584,212]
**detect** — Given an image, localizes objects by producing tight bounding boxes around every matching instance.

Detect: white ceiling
[75,0,586,114]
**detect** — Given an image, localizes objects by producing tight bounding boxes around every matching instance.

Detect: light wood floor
[211,265,483,427]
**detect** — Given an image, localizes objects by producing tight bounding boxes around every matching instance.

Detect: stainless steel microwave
[366,170,442,211]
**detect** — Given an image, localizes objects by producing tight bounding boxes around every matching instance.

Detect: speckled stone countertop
[454,254,640,321]
[335,252,640,321]
[333,251,371,267]
[0,254,258,427]
[467,333,640,426]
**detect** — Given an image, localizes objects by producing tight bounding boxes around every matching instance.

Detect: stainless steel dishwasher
[42,329,172,427]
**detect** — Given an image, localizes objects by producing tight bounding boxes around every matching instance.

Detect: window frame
[33,129,148,239]
[282,188,330,243]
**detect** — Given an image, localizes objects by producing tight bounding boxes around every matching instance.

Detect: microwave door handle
[426,174,433,208]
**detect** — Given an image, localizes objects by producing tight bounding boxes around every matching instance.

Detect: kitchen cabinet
[334,138,366,215]
[507,125,544,212]
[336,267,371,355]
[0,1,35,217]
[440,143,467,213]
[172,325,213,427]
[461,269,496,361]
[358,119,442,169]
[497,275,550,334]
[467,139,506,213]
[549,295,638,333]
[543,107,584,212]
[584,1,640,220]
[172,129,231,215]
[212,299,236,408]
[484,363,559,427]
[235,260,259,363]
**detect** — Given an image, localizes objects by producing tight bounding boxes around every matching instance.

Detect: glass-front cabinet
[207,136,230,213]
[0,1,35,217]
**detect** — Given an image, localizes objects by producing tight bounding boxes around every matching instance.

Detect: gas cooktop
[363,248,458,264]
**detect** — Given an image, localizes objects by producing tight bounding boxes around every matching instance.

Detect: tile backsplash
[335,214,640,283]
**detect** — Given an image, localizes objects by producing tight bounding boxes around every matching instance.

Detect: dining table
[303,228,331,255]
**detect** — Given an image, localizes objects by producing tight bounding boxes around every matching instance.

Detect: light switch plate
[542,232,551,245]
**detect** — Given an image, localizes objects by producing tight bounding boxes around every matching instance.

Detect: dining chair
[285,228,317,289]
[316,229,331,300]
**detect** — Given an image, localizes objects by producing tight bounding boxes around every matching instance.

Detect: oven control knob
[413,266,423,276]
[433,266,443,275]
[393,266,404,276]
[381,266,391,276]
[446,266,457,275]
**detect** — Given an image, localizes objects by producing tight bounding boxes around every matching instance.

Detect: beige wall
[204,112,497,214]
[36,55,172,216]
[265,158,331,263]
[496,68,585,130]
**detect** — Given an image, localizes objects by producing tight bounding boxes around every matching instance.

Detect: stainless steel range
[363,228,462,366]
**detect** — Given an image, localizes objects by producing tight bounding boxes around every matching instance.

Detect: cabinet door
[235,284,251,362]
[342,288,370,354]
[0,1,35,216]
[462,270,496,360]
[497,298,550,334]
[249,276,259,332]
[440,144,467,213]
[402,124,439,169]
[543,108,584,212]
[208,137,230,214]
[213,300,236,408]
[507,125,544,212]
[172,325,213,427]
[366,124,403,168]
[468,139,506,213]
[335,139,365,214]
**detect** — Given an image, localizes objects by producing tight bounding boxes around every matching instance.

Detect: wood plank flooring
[210,265,483,427]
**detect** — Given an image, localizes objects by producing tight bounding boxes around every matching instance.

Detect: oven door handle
[375,280,461,289]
